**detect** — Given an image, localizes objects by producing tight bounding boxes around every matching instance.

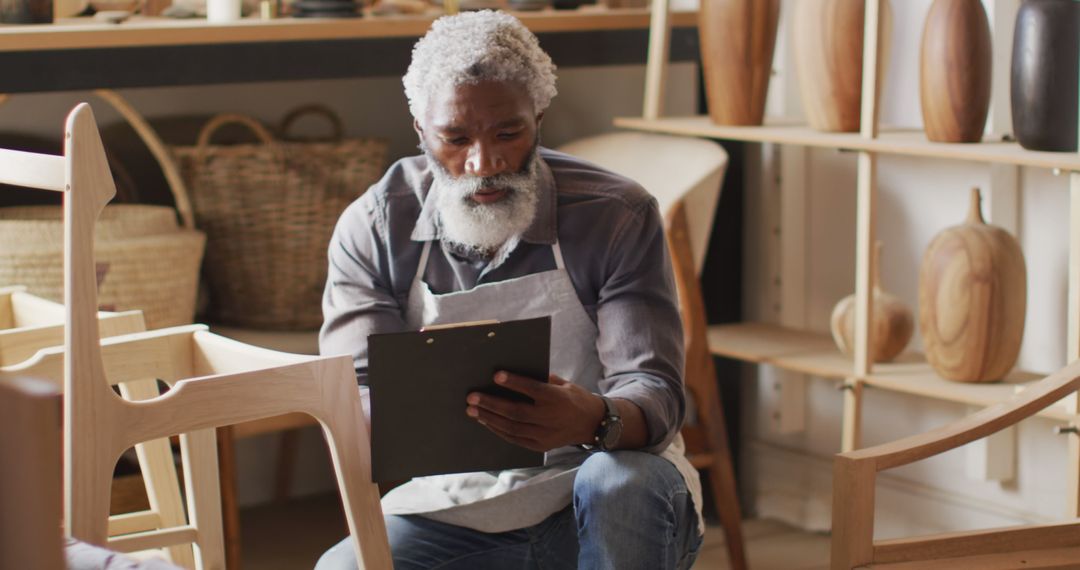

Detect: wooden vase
[698,0,781,126]
[919,188,1027,383]
[920,0,992,143]
[793,0,893,132]
[830,242,913,363]
[1011,0,1080,152]
[0,0,51,22]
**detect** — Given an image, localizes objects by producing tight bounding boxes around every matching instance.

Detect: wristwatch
[582,395,622,452]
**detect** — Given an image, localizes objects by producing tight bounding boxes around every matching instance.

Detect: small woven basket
[172,106,387,330]
[0,205,206,329]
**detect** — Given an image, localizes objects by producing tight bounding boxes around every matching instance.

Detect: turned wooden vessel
[830,242,913,363]
[698,0,781,126]
[918,188,1027,383]
[793,0,893,132]
[1011,0,1080,152]
[920,0,992,143]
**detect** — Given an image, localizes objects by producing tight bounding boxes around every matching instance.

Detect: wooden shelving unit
[614,117,1080,171]
[707,323,1069,422]
[0,8,698,51]
[630,0,1080,512]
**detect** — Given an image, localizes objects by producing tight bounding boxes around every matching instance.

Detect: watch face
[601,417,623,450]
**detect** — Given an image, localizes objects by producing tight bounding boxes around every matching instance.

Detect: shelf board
[707,322,1073,422]
[613,116,1080,172]
[0,8,698,52]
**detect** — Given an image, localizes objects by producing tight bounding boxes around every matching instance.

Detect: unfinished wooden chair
[1,102,391,569]
[0,374,65,570]
[832,359,1080,569]
[0,285,144,365]
[0,287,200,566]
[558,131,746,570]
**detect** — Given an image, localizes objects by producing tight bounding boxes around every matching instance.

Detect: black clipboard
[368,315,550,482]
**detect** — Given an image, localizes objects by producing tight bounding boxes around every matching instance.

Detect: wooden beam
[873,521,1080,564]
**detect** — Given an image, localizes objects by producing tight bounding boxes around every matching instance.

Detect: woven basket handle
[196,113,277,148]
[0,90,198,230]
[279,104,345,142]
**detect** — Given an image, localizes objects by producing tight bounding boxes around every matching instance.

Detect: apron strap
[412,240,433,293]
[552,241,566,270]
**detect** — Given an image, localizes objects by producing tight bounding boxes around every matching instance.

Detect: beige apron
[379,239,702,533]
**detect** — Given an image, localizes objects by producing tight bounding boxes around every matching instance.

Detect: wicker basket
[0,205,206,329]
[172,106,387,330]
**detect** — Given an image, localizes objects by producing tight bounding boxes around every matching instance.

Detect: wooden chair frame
[832,360,1080,569]
[0,288,200,566]
[0,103,391,569]
[556,132,746,570]
[0,285,144,366]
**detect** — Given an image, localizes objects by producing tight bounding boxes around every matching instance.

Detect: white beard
[428,150,541,256]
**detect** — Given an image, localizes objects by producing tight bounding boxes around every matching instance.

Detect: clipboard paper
[368,315,551,482]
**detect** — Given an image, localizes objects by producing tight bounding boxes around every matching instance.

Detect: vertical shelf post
[843,0,883,453]
[1069,171,1080,516]
[643,0,671,120]
[1069,33,1080,518]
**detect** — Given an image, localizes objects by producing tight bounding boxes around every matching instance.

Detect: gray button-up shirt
[320,147,686,452]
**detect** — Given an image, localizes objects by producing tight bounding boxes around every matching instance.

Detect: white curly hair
[403,10,558,123]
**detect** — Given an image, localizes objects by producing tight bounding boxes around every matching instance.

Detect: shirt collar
[410,150,558,245]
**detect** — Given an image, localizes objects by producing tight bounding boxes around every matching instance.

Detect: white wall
[0,62,697,506]
[741,0,1073,537]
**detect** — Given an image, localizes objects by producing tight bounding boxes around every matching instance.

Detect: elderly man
[315,10,702,570]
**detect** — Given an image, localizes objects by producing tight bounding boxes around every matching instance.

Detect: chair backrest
[0,375,65,570]
[557,131,728,275]
[0,103,123,545]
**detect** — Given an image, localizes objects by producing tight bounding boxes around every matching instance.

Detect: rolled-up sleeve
[319,190,407,385]
[595,196,686,454]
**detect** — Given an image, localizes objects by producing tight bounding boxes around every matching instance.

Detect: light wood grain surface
[612,117,1080,171]
[918,188,1026,383]
[697,0,779,126]
[707,322,1068,421]
[919,0,992,143]
[0,8,698,51]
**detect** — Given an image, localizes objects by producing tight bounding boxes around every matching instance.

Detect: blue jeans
[315,451,701,569]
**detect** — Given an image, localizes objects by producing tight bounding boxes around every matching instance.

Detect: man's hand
[465,371,605,452]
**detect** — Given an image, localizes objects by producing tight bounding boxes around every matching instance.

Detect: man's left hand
[466,371,604,452]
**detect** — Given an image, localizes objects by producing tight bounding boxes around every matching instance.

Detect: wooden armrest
[844,359,1080,471]
[3,324,206,385]
[124,354,359,444]
[191,330,319,376]
[0,309,145,366]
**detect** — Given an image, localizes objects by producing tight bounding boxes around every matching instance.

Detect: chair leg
[184,429,227,570]
[215,426,241,570]
[274,429,301,502]
[68,427,116,548]
[705,406,747,570]
[317,397,392,569]
[132,438,196,567]
[120,378,195,567]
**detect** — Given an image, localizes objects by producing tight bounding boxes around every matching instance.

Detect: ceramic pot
[0,0,51,22]
[698,0,781,126]
[920,0,992,143]
[919,188,1027,383]
[793,0,893,132]
[1011,0,1080,152]
[830,242,913,363]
